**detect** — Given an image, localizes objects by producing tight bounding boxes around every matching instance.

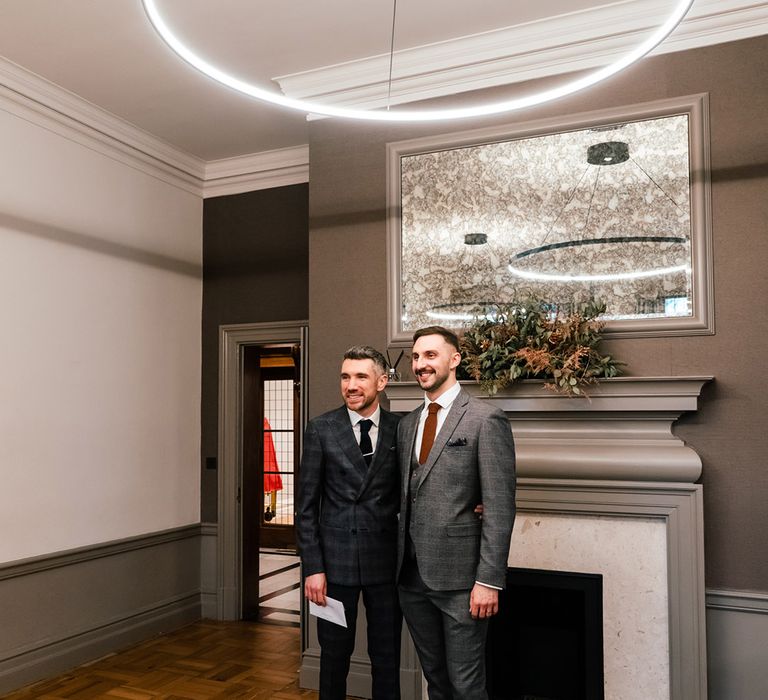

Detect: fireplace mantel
[385,376,712,483]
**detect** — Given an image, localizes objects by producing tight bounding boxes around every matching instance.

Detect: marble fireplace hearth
[385,376,710,700]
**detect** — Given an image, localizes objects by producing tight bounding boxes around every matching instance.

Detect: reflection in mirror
[390,97,713,343]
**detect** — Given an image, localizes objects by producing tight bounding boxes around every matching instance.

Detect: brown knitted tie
[418,402,441,464]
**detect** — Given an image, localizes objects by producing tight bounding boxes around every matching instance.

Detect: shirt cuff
[475,580,502,590]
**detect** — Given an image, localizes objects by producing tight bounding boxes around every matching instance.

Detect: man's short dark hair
[343,345,388,375]
[412,326,461,353]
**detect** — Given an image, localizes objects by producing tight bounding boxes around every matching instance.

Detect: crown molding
[274,0,768,112]
[203,146,309,198]
[0,55,205,195]
[0,56,309,198]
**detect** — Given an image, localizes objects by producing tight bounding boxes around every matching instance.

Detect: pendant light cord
[582,164,602,234]
[387,0,398,110]
[630,158,685,211]
[539,164,591,247]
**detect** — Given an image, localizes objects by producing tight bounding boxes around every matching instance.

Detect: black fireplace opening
[487,567,604,700]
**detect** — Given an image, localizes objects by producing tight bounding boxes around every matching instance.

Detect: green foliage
[458,298,623,396]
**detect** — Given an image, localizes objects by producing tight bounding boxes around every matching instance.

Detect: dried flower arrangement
[458,299,623,396]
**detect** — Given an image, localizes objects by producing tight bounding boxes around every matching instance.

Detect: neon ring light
[141,0,695,122]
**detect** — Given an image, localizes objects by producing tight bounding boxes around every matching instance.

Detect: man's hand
[469,583,498,619]
[304,572,327,606]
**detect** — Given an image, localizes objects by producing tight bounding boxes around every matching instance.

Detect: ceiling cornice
[0,55,205,195]
[203,146,309,198]
[274,0,768,112]
[0,56,309,198]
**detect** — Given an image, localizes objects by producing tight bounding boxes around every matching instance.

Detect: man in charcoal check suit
[397,326,516,700]
[297,346,401,700]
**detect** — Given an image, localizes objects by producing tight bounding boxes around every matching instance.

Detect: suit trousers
[317,581,402,700]
[398,558,489,700]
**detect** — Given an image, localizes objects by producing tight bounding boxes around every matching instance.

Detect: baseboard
[0,525,204,695]
[0,593,200,694]
[400,667,424,699]
[200,522,218,619]
[201,592,219,619]
[299,644,422,700]
[298,648,320,689]
[299,649,379,698]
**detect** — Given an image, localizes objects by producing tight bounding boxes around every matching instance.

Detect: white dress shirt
[347,405,381,455]
[414,381,461,459]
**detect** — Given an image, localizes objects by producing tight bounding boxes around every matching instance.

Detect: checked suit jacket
[396,388,516,591]
[296,405,401,587]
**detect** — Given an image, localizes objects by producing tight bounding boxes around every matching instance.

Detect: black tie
[359,419,374,466]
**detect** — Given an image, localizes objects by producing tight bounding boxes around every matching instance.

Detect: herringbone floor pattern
[4,621,320,699]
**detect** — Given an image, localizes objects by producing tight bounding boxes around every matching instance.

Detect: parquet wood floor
[3,621,320,700]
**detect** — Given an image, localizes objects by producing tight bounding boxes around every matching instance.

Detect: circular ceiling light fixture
[141,0,694,122]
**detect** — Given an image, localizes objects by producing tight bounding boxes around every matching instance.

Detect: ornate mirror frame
[386,94,713,347]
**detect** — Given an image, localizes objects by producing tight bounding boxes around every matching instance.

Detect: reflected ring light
[141,0,694,122]
[507,263,691,283]
[508,236,691,281]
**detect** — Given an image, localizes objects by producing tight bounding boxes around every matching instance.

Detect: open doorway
[217,321,307,625]
[242,344,302,626]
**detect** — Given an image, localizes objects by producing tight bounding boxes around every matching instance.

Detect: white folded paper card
[309,596,347,628]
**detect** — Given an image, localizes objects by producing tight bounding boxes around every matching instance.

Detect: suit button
[411,497,416,503]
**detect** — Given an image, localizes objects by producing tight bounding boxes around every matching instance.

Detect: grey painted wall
[706,591,768,699]
[201,184,309,521]
[306,35,768,594]
[0,527,202,694]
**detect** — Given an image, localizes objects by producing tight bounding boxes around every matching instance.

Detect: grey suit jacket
[396,388,516,591]
[296,405,401,587]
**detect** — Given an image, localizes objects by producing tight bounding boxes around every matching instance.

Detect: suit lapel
[358,409,395,494]
[400,409,420,494]
[328,408,368,480]
[416,389,470,490]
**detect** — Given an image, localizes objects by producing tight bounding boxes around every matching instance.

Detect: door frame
[217,320,308,620]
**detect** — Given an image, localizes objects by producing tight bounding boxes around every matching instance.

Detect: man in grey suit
[297,346,401,700]
[397,326,515,700]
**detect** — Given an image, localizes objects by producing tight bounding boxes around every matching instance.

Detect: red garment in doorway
[263,417,283,493]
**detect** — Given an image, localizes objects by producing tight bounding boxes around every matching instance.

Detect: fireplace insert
[486,567,604,700]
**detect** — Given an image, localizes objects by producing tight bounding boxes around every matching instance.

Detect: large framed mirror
[387,94,713,346]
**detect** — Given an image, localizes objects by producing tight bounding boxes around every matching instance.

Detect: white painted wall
[0,106,202,562]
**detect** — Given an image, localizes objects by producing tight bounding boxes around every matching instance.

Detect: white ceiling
[0,0,595,160]
[0,1,765,165]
